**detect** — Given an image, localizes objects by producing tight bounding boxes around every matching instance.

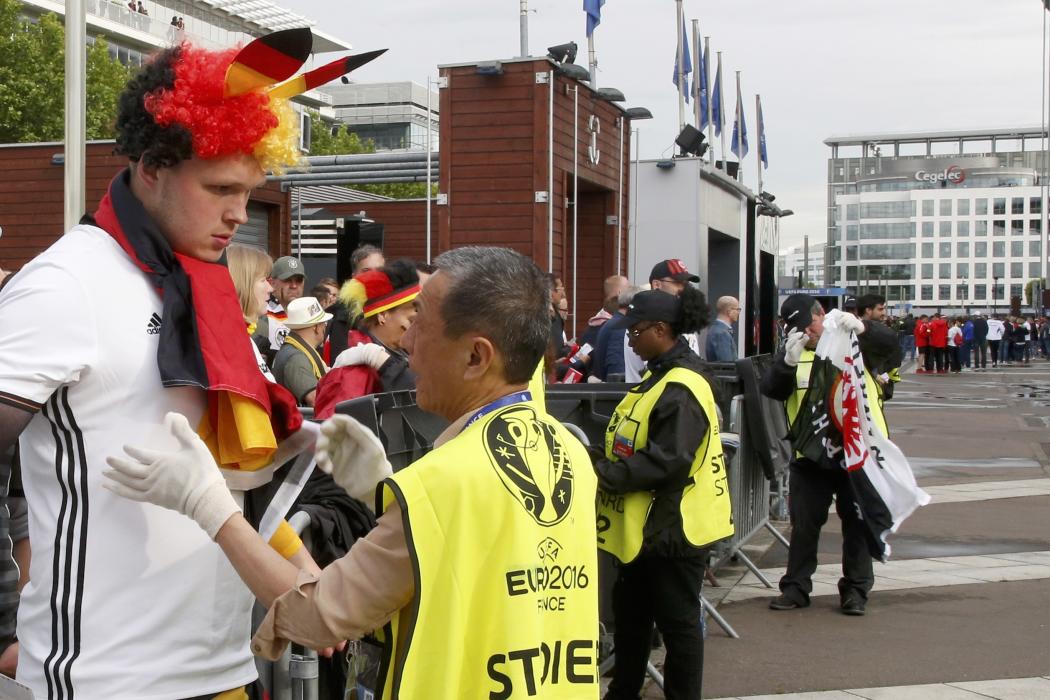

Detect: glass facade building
[825,127,1049,313]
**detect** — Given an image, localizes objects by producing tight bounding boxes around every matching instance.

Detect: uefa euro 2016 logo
[485,405,574,526]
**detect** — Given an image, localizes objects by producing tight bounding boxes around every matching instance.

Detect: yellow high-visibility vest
[785,350,888,448]
[378,398,599,699]
[596,367,734,563]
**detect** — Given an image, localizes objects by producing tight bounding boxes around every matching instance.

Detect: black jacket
[592,339,712,558]
[972,318,988,342]
[760,350,823,470]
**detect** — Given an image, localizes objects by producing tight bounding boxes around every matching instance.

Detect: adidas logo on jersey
[146,313,162,335]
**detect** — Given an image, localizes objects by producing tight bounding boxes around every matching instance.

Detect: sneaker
[769,594,809,611]
[916,369,926,374]
[840,593,867,616]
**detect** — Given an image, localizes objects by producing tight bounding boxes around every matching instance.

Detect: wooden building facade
[0,141,291,270]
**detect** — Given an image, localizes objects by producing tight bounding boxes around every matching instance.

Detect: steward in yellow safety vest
[760,293,875,617]
[100,246,601,700]
[591,287,733,700]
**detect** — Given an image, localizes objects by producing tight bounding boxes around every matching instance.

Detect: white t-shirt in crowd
[947,326,962,346]
[0,226,257,699]
[986,319,1005,341]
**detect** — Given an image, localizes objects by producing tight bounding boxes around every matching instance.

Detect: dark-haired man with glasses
[625,259,703,382]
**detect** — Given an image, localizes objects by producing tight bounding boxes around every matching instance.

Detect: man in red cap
[625,259,703,381]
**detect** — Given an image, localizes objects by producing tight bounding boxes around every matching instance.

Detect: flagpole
[735,70,743,183]
[704,36,713,164]
[718,52,726,174]
[675,0,685,133]
[756,93,763,195]
[589,35,597,86]
[691,19,701,131]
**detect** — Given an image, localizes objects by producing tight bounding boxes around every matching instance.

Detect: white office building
[778,241,826,287]
[321,82,439,152]
[825,127,1049,314]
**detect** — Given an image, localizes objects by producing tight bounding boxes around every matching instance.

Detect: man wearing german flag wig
[0,29,384,699]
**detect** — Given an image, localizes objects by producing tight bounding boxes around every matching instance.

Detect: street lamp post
[993,276,1000,316]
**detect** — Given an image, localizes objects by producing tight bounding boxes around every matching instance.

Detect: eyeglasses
[628,322,661,338]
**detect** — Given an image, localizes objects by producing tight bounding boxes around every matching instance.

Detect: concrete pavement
[643,359,1050,698]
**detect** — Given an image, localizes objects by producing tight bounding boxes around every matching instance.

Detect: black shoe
[769,594,808,610]
[840,593,866,616]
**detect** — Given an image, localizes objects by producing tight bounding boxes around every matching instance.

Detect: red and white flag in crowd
[819,310,931,561]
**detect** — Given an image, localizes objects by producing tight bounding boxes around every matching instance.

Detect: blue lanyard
[463,391,533,431]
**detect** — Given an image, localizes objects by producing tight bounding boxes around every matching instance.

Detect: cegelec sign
[914,165,966,185]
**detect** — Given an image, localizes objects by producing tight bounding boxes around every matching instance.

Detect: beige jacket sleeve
[251,501,414,660]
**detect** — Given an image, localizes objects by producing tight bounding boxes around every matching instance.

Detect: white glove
[840,313,866,335]
[784,330,808,367]
[333,343,390,370]
[102,412,240,539]
[315,414,393,507]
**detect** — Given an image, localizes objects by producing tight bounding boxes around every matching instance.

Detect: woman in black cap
[593,286,734,700]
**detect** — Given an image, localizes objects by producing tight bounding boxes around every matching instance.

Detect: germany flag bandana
[86,169,302,470]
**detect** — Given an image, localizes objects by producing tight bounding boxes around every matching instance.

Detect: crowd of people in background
[242,247,742,407]
[888,311,1049,373]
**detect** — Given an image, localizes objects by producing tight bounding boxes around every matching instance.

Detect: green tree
[0,0,64,142]
[306,112,434,199]
[86,38,132,139]
[0,0,130,143]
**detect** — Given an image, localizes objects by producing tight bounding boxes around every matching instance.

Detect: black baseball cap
[609,290,680,329]
[649,259,700,284]
[780,293,815,332]
[843,295,857,311]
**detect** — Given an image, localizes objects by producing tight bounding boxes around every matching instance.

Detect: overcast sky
[281,0,1049,250]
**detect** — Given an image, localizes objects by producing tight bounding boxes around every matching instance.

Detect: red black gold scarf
[87,169,301,469]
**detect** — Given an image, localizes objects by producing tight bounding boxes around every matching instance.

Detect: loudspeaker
[674,125,707,156]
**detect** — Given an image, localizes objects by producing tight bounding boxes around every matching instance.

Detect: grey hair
[350,244,383,273]
[617,285,642,308]
[434,246,551,384]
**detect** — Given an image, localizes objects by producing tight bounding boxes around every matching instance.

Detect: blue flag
[757,94,768,168]
[731,80,748,158]
[584,0,605,38]
[711,56,723,136]
[698,39,709,130]
[672,18,692,103]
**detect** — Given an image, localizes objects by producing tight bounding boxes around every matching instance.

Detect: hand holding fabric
[333,344,389,370]
[840,313,866,335]
[784,330,808,367]
[315,414,393,506]
[102,412,240,538]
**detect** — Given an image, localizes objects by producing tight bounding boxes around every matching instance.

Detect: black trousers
[948,346,961,372]
[988,340,1000,365]
[606,555,705,700]
[974,340,987,368]
[779,463,874,604]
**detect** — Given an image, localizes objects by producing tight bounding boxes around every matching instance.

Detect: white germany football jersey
[0,226,257,699]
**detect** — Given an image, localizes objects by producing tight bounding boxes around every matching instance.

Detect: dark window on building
[939,263,951,278]
[993,241,1005,258]
[974,284,986,300]
[921,263,933,278]
[975,221,988,236]
[993,262,1005,278]
[939,242,952,258]
[975,262,987,278]
[993,220,1006,236]
[922,200,934,217]
[1010,262,1023,278]
[939,284,951,300]
[1012,197,1025,215]
[993,198,1006,215]
[957,242,969,257]
[975,241,988,257]
[957,199,970,216]
[976,199,988,215]
[957,221,970,237]
[940,199,953,216]
[1031,197,1042,215]
[922,222,934,238]
[1011,240,1024,257]
[921,285,933,301]
[1012,220,1025,236]
[939,221,952,237]
[922,242,934,258]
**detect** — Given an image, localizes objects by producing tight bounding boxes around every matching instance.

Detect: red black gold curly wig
[141,43,300,172]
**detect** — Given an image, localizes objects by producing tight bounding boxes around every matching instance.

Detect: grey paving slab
[948,677,1050,698]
